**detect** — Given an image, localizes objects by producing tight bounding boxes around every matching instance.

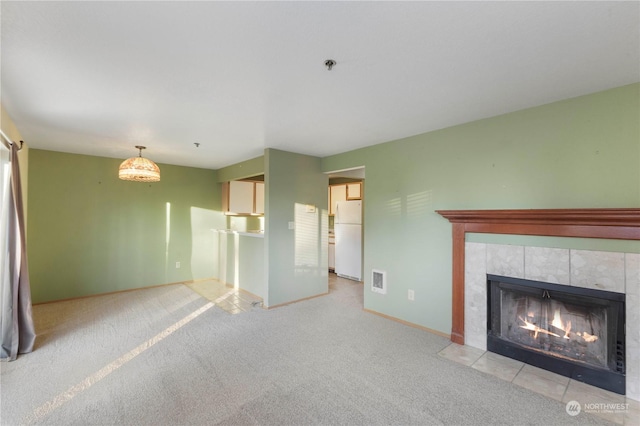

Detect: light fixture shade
[118,146,160,182]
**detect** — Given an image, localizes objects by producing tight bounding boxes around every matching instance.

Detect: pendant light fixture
[118,145,160,182]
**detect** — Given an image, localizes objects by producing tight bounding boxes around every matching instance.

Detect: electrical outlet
[288,221,295,230]
[176,261,181,268]
[408,289,415,301]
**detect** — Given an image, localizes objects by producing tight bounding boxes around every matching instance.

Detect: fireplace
[436,208,640,400]
[487,274,625,394]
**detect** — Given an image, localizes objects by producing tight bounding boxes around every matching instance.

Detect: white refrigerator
[334,200,362,281]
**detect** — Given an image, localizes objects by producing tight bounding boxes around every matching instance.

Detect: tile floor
[186,279,262,314]
[439,343,640,425]
[186,274,357,314]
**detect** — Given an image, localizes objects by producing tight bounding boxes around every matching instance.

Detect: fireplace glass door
[487,275,625,394]
[499,286,608,369]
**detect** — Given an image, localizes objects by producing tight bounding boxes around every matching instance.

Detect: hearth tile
[623,398,640,424]
[465,242,487,350]
[487,244,524,278]
[437,343,484,367]
[564,379,626,404]
[524,246,570,285]
[512,367,567,401]
[570,250,625,293]
[624,399,640,425]
[520,364,570,386]
[626,294,640,402]
[563,380,627,425]
[471,352,523,382]
[464,242,486,281]
[626,254,640,402]
[627,253,640,296]
[585,409,624,425]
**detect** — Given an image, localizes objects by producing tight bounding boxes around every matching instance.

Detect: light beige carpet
[1,278,614,425]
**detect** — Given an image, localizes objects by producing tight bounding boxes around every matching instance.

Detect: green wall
[23,83,640,327]
[27,150,225,303]
[264,149,329,307]
[322,83,640,335]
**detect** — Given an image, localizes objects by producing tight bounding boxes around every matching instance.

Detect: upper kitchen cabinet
[329,182,362,215]
[222,180,264,215]
[329,184,346,216]
[254,182,265,215]
[346,182,362,200]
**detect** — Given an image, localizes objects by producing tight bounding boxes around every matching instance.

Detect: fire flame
[578,331,599,343]
[518,316,560,339]
[551,309,571,339]
[519,309,598,343]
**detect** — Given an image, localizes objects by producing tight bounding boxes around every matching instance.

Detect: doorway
[326,167,365,292]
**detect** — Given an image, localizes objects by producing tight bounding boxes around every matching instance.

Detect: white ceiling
[1,1,638,170]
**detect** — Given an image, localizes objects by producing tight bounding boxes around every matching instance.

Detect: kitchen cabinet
[223,180,264,215]
[329,185,347,216]
[329,182,362,215]
[328,232,335,271]
[346,182,362,200]
[228,181,254,214]
[254,182,264,215]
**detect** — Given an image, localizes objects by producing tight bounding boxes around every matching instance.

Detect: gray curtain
[1,142,36,361]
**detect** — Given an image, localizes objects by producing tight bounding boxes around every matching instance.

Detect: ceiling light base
[324,59,336,70]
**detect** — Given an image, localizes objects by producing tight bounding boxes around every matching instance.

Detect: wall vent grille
[371,269,387,294]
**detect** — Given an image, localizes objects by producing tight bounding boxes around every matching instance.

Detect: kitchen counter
[215,229,264,298]
[218,229,264,238]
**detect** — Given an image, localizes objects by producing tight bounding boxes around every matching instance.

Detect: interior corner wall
[321,83,640,335]
[27,150,225,303]
[264,148,329,307]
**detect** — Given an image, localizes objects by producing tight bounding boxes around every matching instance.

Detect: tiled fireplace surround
[437,209,640,402]
[464,242,639,401]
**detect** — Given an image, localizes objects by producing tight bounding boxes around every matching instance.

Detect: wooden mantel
[436,208,640,345]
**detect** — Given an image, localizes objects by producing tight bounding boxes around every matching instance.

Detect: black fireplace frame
[487,274,626,395]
